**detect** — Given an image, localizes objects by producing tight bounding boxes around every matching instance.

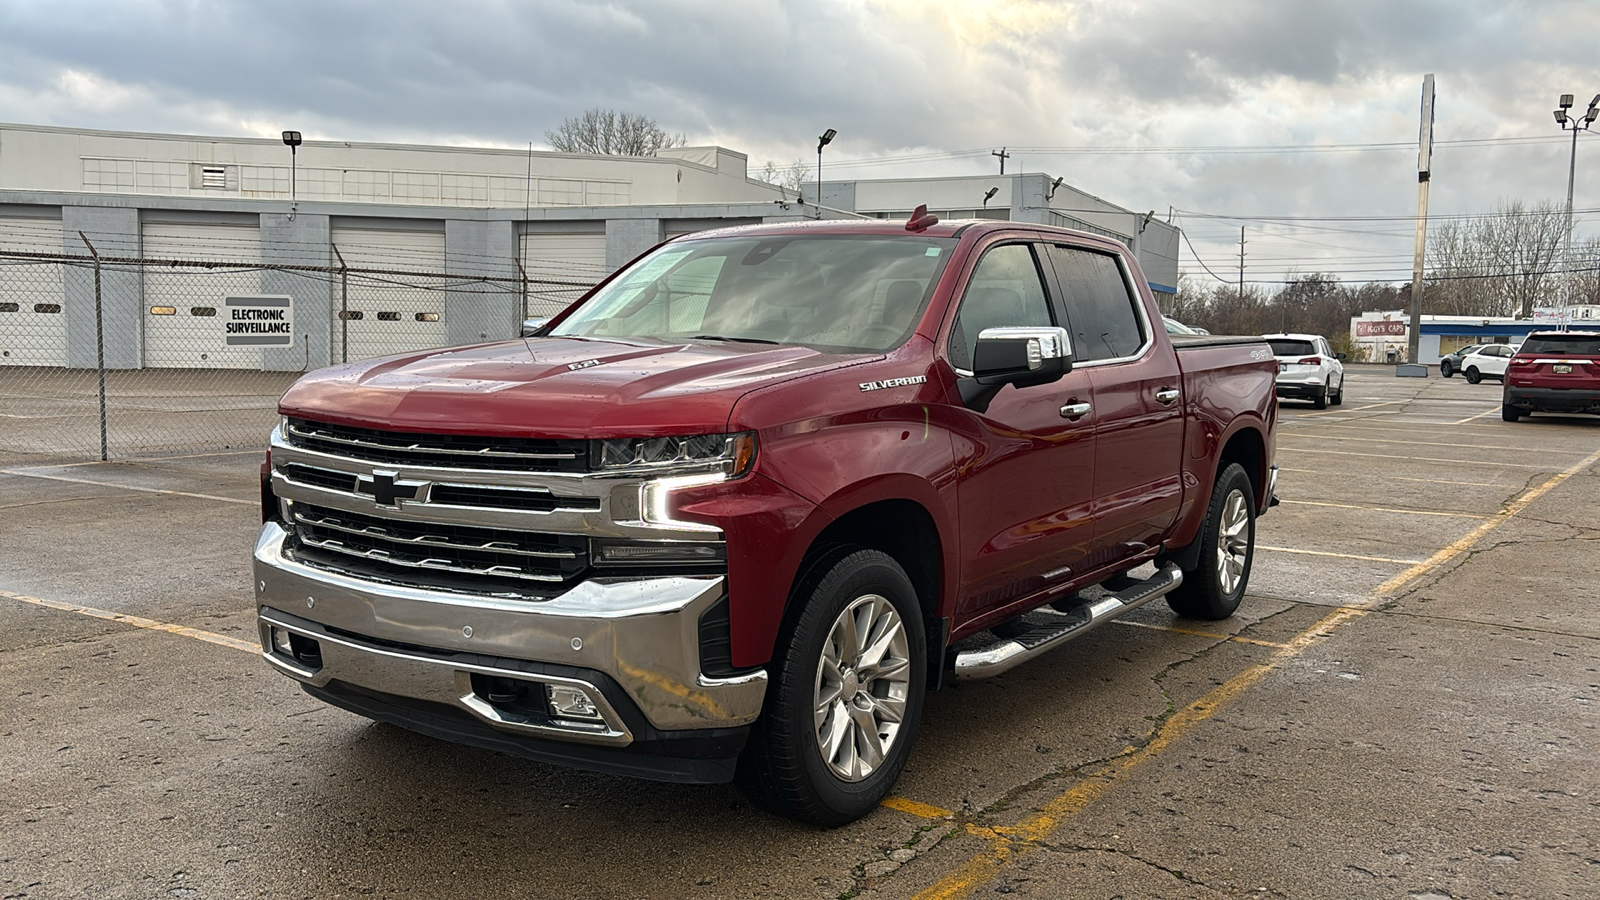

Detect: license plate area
[1554,363,1572,374]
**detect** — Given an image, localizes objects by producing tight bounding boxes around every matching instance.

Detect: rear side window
[947,243,1054,371]
[1045,246,1144,362]
[1267,339,1316,357]
[1520,334,1600,355]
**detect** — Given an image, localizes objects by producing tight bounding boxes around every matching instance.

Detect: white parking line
[1257,545,1424,565]
[1276,467,1507,489]
[1279,499,1490,519]
[1278,447,1550,469]
[1276,432,1576,454]
[1450,407,1504,425]
[0,468,256,506]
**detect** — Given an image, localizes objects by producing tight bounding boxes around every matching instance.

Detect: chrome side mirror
[972,326,1073,386]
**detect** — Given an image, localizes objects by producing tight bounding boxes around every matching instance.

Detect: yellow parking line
[1257,545,1423,565]
[0,469,256,506]
[1111,619,1290,649]
[908,442,1600,900]
[0,589,258,654]
[881,797,955,820]
[1279,499,1489,519]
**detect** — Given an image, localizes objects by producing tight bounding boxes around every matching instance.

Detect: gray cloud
[0,0,1596,283]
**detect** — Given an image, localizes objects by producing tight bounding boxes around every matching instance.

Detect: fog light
[271,626,294,656]
[546,684,603,722]
[592,539,725,565]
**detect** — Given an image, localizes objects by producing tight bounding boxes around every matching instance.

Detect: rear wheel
[1167,463,1255,620]
[1312,384,1328,409]
[1501,404,1523,422]
[738,549,926,826]
[1465,367,1482,384]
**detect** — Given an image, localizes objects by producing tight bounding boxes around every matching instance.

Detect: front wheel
[1167,462,1255,620]
[1465,367,1482,384]
[1331,380,1344,405]
[738,549,926,826]
[1441,360,1454,377]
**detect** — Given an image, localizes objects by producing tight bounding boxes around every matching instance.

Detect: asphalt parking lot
[4,363,1598,899]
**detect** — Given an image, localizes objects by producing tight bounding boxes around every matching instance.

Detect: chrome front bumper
[253,522,768,747]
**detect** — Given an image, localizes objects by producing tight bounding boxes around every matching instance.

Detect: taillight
[1296,356,1321,366]
[1508,357,1534,368]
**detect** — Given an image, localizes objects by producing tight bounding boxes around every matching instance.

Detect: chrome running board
[952,563,1185,681]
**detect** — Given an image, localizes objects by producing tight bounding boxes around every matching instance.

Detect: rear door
[1043,243,1184,562]
[945,240,1097,621]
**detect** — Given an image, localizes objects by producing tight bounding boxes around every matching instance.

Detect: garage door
[331,225,448,362]
[143,222,264,369]
[520,229,608,317]
[0,217,67,367]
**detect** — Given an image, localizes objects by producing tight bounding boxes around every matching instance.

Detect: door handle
[1059,401,1092,420]
[1155,388,1181,405]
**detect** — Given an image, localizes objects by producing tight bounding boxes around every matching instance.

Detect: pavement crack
[1034,840,1227,893]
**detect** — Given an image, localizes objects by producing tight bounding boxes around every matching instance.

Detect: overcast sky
[2,0,1596,286]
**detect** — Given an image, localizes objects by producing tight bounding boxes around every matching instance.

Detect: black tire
[1167,463,1255,620]
[1465,367,1482,384]
[1501,404,1523,422]
[1440,360,1454,377]
[737,549,926,826]
[1331,380,1344,405]
[1312,385,1328,409]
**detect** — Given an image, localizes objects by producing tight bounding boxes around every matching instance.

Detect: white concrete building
[1,122,1187,371]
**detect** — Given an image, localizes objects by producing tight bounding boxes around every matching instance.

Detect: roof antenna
[905,204,939,233]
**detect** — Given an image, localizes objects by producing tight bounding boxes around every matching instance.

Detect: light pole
[1554,93,1598,319]
[281,130,303,200]
[982,187,999,210]
[815,128,836,208]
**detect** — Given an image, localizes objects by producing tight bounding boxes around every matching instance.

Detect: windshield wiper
[690,334,782,345]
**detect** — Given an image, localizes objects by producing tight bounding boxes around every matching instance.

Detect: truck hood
[278,337,872,438]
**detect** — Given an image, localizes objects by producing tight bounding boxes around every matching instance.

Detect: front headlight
[592,432,757,477]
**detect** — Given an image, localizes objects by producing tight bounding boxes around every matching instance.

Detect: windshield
[1519,333,1600,355]
[551,234,957,352]
[1267,339,1316,357]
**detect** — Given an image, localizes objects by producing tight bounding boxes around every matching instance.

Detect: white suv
[1457,343,1516,384]
[1265,333,1346,409]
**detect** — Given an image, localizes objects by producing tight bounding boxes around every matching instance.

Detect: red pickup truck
[255,215,1279,825]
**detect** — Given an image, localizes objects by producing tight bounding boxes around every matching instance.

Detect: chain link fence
[0,248,595,465]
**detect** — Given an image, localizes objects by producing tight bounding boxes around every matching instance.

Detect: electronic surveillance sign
[224,295,295,346]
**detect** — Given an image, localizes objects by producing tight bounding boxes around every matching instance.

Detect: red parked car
[1502,330,1600,421]
[255,215,1279,824]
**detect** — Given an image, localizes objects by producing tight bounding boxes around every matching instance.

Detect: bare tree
[546,109,687,156]
[758,158,810,194]
[1427,200,1567,318]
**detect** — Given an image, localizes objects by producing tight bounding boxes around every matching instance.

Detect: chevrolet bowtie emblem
[356,471,427,507]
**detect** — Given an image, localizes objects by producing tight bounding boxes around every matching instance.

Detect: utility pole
[992,147,1010,175]
[1238,226,1245,294]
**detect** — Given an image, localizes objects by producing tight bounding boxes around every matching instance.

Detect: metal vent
[200,166,227,189]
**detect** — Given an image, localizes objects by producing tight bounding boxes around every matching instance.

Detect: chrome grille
[288,503,588,596]
[286,417,588,472]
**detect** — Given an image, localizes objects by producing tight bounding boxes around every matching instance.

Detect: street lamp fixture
[815,128,837,208]
[982,187,999,209]
[281,130,303,200]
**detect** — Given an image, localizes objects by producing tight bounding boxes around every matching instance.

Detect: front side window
[551,235,955,353]
[946,243,1054,371]
[1045,246,1145,362]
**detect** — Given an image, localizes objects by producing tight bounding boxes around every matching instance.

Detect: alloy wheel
[813,593,912,782]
